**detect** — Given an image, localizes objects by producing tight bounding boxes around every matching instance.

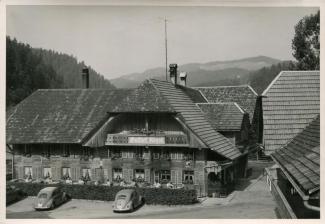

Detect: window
[111,149,122,159]
[43,145,51,158]
[161,170,171,181]
[24,145,31,157]
[113,168,123,180]
[135,149,143,159]
[153,152,160,159]
[134,169,145,180]
[62,145,70,157]
[82,168,91,181]
[43,167,52,178]
[24,166,32,178]
[170,152,177,160]
[183,170,194,184]
[161,151,170,160]
[62,167,71,179]
[183,151,194,161]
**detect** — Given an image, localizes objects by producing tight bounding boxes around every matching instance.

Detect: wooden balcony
[105,132,188,147]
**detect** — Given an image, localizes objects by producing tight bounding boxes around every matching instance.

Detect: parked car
[6,185,26,205]
[112,189,143,212]
[34,186,68,210]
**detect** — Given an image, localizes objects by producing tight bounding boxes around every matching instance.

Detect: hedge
[7,182,198,205]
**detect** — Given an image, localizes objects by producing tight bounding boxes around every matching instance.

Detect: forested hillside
[196,61,297,94]
[6,37,115,107]
[248,61,297,94]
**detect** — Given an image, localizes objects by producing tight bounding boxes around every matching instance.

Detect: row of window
[24,166,92,179]
[112,168,194,183]
[111,150,194,161]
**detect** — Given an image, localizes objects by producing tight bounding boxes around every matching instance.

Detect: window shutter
[177,170,182,184]
[32,167,37,179]
[76,168,80,180]
[122,168,128,181]
[51,167,57,180]
[143,150,149,159]
[71,167,76,180]
[18,167,23,179]
[145,169,150,182]
[171,152,176,160]
[128,152,134,158]
[57,167,61,180]
[194,171,199,185]
[177,152,183,160]
[128,169,134,181]
[171,170,176,184]
[37,167,42,179]
[91,169,96,180]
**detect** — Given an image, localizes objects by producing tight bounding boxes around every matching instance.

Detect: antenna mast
[164,18,168,81]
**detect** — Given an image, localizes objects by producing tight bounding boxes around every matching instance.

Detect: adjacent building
[6,65,257,196]
[262,71,320,155]
[269,115,320,218]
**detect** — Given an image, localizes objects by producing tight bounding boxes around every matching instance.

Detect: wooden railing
[105,133,188,146]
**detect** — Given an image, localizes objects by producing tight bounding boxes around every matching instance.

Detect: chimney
[82,67,89,89]
[169,64,178,85]
[180,72,187,87]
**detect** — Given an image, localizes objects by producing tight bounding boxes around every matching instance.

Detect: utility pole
[164,18,168,81]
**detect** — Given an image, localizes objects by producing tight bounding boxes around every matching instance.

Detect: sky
[6,6,319,79]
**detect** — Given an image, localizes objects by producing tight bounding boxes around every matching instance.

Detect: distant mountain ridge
[110,56,281,88]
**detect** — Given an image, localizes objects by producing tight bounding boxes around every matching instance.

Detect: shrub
[7,182,197,205]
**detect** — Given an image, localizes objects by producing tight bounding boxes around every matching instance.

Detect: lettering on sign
[128,136,165,145]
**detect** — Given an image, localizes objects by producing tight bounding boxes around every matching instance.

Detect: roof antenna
[164,17,168,81]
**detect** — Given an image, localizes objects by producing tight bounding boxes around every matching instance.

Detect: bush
[7,182,197,205]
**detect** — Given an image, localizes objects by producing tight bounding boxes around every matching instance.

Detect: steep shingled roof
[197,103,245,131]
[111,80,175,113]
[262,71,319,155]
[272,115,319,197]
[195,85,258,122]
[150,79,242,160]
[6,89,132,144]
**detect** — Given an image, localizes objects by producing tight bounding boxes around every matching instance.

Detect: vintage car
[6,185,26,205]
[34,186,68,210]
[112,189,143,212]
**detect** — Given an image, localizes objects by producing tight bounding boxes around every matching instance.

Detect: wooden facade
[7,79,250,197]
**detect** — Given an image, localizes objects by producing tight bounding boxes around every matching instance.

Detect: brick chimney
[180,72,187,87]
[82,67,89,89]
[169,64,178,85]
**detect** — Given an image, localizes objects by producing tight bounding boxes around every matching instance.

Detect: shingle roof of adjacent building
[150,79,242,160]
[272,115,320,197]
[262,71,320,155]
[6,89,132,144]
[197,103,245,131]
[112,80,175,113]
[195,85,258,122]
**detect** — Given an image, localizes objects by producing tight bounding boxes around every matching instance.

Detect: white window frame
[24,166,32,178]
[43,167,52,178]
[113,168,123,179]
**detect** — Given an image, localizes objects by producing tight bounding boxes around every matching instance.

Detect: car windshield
[38,193,48,199]
[117,195,127,200]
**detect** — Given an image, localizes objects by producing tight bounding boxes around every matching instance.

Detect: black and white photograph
[2,0,323,220]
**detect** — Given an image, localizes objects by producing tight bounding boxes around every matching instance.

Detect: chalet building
[262,71,320,155]
[7,65,254,196]
[267,115,320,218]
[195,85,263,158]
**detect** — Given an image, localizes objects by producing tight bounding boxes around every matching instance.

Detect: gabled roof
[272,115,319,198]
[111,80,175,113]
[262,71,320,154]
[197,103,245,131]
[150,79,242,160]
[195,85,258,122]
[6,89,132,144]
